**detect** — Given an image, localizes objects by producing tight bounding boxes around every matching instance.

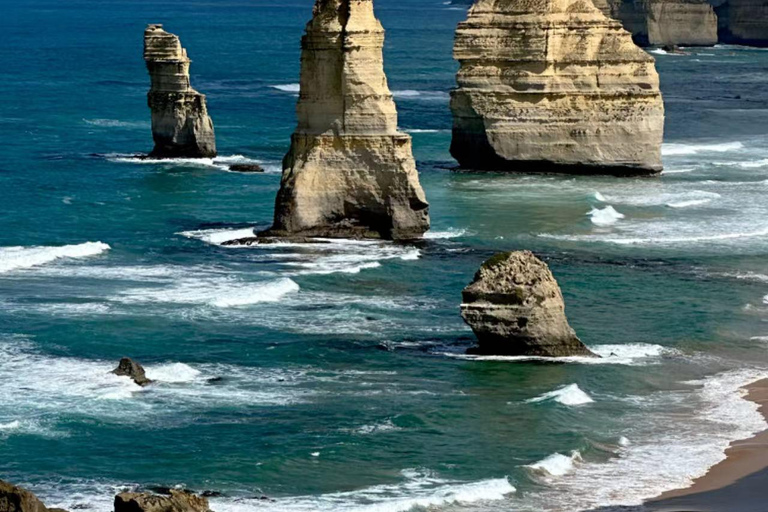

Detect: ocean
[2,1,768,511]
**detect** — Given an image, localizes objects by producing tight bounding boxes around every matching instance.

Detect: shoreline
[645,378,768,511]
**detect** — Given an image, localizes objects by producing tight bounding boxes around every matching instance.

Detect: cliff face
[144,24,216,158]
[716,0,768,46]
[596,0,718,46]
[451,0,665,176]
[264,0,430,240]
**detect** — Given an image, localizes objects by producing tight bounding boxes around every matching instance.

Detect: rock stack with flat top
[144,24,216,159]
[451,0,665,176]
[461,251,596,357]
[261,0,430,240]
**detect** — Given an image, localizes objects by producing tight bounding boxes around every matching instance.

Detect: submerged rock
[261,0,430,240]
[114,490,211,512]
[227,164,264,173]
[451,0,665,176]
[0,480,69,512]
[144,24,216,159]
[112,357,153,387]
[460,251,596,357]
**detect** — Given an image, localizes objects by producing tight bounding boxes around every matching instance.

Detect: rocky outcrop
[114,490,211,512]
[715,0,768,46]
[595,0,718,46]
[460,251,596,357]
[261,0,430,240]
[144,24,216,159]
[451,0,665,176]
[112,357,153,387]
[0,480,69,512]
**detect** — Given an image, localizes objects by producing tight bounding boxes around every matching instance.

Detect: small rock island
[144,24,216,159]
[261,0,430,240]
[461,251,596,357]
[450,0,665,176]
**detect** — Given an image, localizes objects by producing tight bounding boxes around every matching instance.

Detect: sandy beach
[645,378,768,512]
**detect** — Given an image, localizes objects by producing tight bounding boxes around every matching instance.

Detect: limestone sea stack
[262,0,430,240]
[144,24,216,159]
[461,251,596,357]
[451,0,665,176]
[715,0,768,46]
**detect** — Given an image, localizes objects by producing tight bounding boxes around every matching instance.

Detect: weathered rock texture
[595,0,718,46]
[451,0,665,176]
[144,24,216,158]
[114,491,211,512]
[0,480,68,512]
[715,0,768,46]
[461,251,595,357]
[263,0,430,240]
[112,357,153,387]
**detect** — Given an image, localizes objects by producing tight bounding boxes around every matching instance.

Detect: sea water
[1,1,768,511]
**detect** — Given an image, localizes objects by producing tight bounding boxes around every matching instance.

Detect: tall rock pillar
[144,24,216,159]
[263,0,430,240]
[451,0,665,176]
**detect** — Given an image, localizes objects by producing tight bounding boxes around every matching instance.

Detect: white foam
[650,48,667,55]
[618,436,631,447]
[351,419,402,435]
[210,469,514,512]
[107,154,272,173]
[84,118,149,128]
[179,227,256,245]
[0,420,21,430]
[526,451,582,477]
[663,141,744,156]
[588,206,625,226]
[0,242,110,274]
[446,343,673,365]
[116,277,300,308]
[518,368,768,510]
[593,191,606,202]
[527,384,594,406]
[666,198,714,208]
[271,83,300,93]
[424,228,466,239]
[401,128,449,134]
[145,363,202,383]
[392,90,450,101]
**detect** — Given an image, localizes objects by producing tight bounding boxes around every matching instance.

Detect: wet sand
[645,378,768,512]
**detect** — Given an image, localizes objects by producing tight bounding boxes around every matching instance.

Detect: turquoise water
[2,1,768,511]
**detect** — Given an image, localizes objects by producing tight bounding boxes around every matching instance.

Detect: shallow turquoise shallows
[2,1,768,511]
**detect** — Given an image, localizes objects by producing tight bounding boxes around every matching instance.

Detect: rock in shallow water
[114,490,211,512]
[461,251,596,357]
[112,357,153,387]
[450,0,665,176]
[144,24,216,159]
[261,0,430,240]
[0,480,69,512]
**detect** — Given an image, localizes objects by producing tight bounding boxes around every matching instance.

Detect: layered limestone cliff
[262,0,430,240]
[461,251,596,357]
[451,0,665,176]
[144,24,216,158]
[595,0,718,46]
[715,0,768,46]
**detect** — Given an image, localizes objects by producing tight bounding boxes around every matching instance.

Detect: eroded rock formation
[144,24,216,159]
[114,490,211,512]
[262,0,430,240]
[451,0,665,176]
[0,480,69,512]
[112,357,153,387]
[461,251,596,357]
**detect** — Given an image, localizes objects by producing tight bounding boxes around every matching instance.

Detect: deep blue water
[2,1,768,511]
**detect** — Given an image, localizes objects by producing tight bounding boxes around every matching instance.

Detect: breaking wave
[0,242,110,274]
[527,384,594,406]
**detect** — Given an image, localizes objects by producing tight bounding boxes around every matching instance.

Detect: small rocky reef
[144,24,216,159]
[0,480,69,512]
[260,0,430,241]
[461,251,596,357]
[112,357,153,387]
[114,490,211,512]
[451,0,665,176]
